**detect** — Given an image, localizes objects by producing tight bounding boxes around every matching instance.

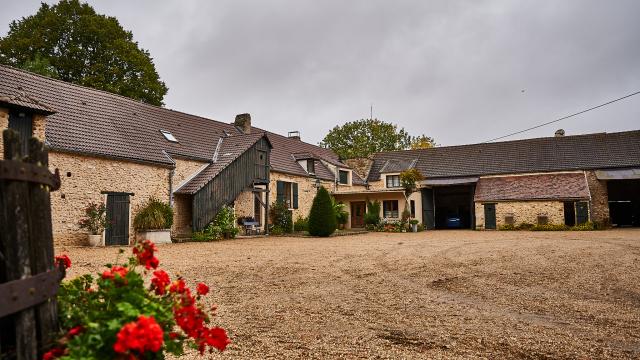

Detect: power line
[483,90,640,143]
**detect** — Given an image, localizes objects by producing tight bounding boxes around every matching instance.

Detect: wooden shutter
[8,111,33,156]
[276,181,285,204]
[292,183,299,209]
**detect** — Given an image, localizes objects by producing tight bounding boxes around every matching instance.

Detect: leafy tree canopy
[0,0,168,106]
[410,135,436,149]
[320,119,436,159]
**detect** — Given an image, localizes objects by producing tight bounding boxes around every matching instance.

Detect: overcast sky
[2,1,639,146]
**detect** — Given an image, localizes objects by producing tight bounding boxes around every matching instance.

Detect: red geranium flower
[54,255,71,269]
[151,269,171,295]
[101,266,129,284]
[196,283,209,296]
[113,315,164,355]
[133,240,159,269]
[169,279,187,294]
[67,325,84,338]
[43,347,65,360]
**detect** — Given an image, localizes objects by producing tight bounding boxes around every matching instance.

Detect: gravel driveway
[58,229,640,359]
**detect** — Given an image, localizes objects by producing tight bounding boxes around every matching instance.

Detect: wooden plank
[26,138,57,356]
[0,130,37,360]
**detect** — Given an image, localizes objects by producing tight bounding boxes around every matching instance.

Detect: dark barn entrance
[423,185,475,229]
[105,193,131,245]
[608,179,640,227]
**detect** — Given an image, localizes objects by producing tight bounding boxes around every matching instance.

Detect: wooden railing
[0,129,64,360]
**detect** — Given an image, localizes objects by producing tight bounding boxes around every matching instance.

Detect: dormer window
[338,170,350,185]
[307,160,315,174]
[160,130,178,142]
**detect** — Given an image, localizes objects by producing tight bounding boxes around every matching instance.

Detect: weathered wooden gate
[0,129,64,360]
[105,192,131,246]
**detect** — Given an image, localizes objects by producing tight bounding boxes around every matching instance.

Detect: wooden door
[8,110,33,156]
[351,202,366,228]
[105,193,130,245]
[576,201,589,225]
[422,188,435,229]
[484,203,496,229]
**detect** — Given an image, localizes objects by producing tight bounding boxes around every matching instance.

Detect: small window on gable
[339,170,349,185]
[307,160,315,174]
[386,175,401,188]
[160,130,178,142]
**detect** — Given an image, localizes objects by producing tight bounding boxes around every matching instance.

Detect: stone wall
[585,170,610,225]
[49,151,170,246]
[267,171,334,221]
[0,107,7,158]
[474,201,565,229]
[172,194,192,237]
[173,158,208,189]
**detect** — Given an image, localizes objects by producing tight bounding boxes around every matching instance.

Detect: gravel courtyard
[59,230,640,359]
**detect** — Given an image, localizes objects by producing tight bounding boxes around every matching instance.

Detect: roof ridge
[371,129,640,158]
[0,63,240,130]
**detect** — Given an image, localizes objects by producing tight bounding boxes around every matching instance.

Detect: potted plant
[214,205,239,239]
[410,219,420,232]
[133,197,173,244]
[78,202,108,246]
[332,197,349,230]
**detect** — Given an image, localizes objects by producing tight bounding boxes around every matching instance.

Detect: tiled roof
[474,173,590,202]
[0,91,55,114]
[368,131,640,181]
[175,132,269,194]
[0,65,351,179]
[379,158,417,173]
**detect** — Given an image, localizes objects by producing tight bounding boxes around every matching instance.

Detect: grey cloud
[1,0,639,146]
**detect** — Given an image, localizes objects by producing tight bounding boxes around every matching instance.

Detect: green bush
[572,221,595,231]
[531,224,570,231]
[191,223,223,242]
[499,224,517,231]
[308,186,337,237]
[133,197,173,230]
[214,205,238,238]
[364,200,381,226]
[416,223,425,232]
[515,222,534,230]
[270,201,293,234]
[294,216,308,232]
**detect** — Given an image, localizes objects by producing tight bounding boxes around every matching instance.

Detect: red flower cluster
[174,304,230,353]
[101,266,129,284]
[151,269,171,295]
[113,315,164,355]
[54,254,71,269]
[43,347,65,360]
[133,240,159,269]
[196,283,209,296]
[172,281,229,353]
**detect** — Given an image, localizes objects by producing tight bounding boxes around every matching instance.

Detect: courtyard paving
[59,229,640,359]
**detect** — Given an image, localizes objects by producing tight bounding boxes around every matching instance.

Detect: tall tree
[320,119,435,159]
[410,135,436,149]
[0,0,168,106]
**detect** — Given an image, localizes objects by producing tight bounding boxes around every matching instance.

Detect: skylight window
[160,130,178,142]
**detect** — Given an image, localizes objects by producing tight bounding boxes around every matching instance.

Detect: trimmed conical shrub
[308,186,337,237]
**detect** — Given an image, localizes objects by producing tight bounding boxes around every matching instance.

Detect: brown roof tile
[474,173,590,202]
[368,131,640,181]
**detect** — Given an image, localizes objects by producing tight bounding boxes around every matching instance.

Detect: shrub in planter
[308,186,336,237]
[78,202,108,235]
[270,201,293,235]
[294,216,308,232]
[133,197,173,230]
[48,241,229,359]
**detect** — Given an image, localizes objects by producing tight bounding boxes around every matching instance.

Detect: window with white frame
[386,175,400,188]
[383,200,399,218]
[338,170,349,185]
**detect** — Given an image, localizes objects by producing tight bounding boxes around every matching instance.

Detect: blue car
[446,216,462,228]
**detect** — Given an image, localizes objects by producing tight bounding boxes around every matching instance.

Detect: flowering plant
[46,241,229,359]
[77,202,108,235]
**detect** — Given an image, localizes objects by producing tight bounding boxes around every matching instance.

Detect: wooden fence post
[0,129,63,360]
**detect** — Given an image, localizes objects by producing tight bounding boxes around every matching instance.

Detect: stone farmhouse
[337,131,640,230]
[2,64,639,245]
[0,65,365,246]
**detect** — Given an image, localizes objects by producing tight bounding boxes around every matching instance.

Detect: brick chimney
[234,113,251,134]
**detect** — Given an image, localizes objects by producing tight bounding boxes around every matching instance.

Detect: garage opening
[607,179,640,227]
[432,185,474,229]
